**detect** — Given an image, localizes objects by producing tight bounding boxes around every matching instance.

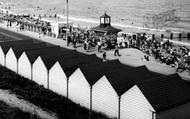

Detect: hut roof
[31,48,86,70]
[10,43,48,59]
[58,54,102,77]
[106,65,158,96]
[24,46,61,64]
[0,40,33,54]
[79,60,132,86]
[137,74,190,112]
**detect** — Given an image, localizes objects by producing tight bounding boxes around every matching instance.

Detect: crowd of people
[66,29,190,75]
[119,33,190,74]
[68,27,118,52]
[3,13,190,75]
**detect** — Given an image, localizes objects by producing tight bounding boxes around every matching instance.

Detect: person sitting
[144,55,149,61]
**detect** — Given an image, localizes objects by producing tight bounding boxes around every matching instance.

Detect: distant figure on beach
[114,43,120,56]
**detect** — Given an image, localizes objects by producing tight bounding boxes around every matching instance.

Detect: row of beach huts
[1,40,190,119]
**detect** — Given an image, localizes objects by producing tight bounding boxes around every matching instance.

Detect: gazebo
[90,12,121,34]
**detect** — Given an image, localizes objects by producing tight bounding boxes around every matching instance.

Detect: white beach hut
[92,66,155,118]
[6,43,46,73]
[32,48,75,88]
[68,60,124,110]
[18,46,60,80]
[33,54,60,88]
[120,74,190,119]
[49,54,100,97]
[0,40,33,66]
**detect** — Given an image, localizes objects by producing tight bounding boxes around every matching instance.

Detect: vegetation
[0,100,40,119]
[0,66,111,119]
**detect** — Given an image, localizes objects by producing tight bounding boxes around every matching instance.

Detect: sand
[1,0,190,34]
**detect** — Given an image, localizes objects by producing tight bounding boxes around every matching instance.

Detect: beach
[1,0,190,34]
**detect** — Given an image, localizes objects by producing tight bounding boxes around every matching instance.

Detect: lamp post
[66,0,69,46]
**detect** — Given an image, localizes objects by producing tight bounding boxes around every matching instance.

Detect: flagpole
[66,0,69,46]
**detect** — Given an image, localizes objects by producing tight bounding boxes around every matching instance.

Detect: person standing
[102,51,107,62]
[114,43,120,56]
[73,38,77,48]
[97,40,101,52]
[84,40,87,50]
[86,40,90,51]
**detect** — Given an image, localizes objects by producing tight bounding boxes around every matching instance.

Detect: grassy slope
[0,66,111,119]
[0,100,40,119]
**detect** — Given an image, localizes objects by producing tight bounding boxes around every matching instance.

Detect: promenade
[0,23,189,80]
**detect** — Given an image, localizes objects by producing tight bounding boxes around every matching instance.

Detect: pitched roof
[106,66,158,96]
[79,60,132,86]
[137,74,190,112]
[36,49,88,70]
[0,40,34,54]
[90,25,122,33]
[58,54,102,77]
[40,55,61,70]
[100,12,110,18]
[24,46,61,64]
[10,43,48,59]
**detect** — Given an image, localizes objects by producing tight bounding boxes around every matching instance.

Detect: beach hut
[92,66,157,118]
[32,48,78,88]
[18,46,60,80]
[0,40,33,66]
[33,54,60,88]
[68,60,130,110]
[6,43,47,73]
[49,54,101,97]
[120,74,190,119]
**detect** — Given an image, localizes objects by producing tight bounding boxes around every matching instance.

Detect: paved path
[96,48,190,80]
[0,89,57,119]
[0,23,74,50]
[0,31,23,40]
[0,23,189,80]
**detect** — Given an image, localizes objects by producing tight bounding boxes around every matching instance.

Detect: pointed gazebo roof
[100,12,110,18]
